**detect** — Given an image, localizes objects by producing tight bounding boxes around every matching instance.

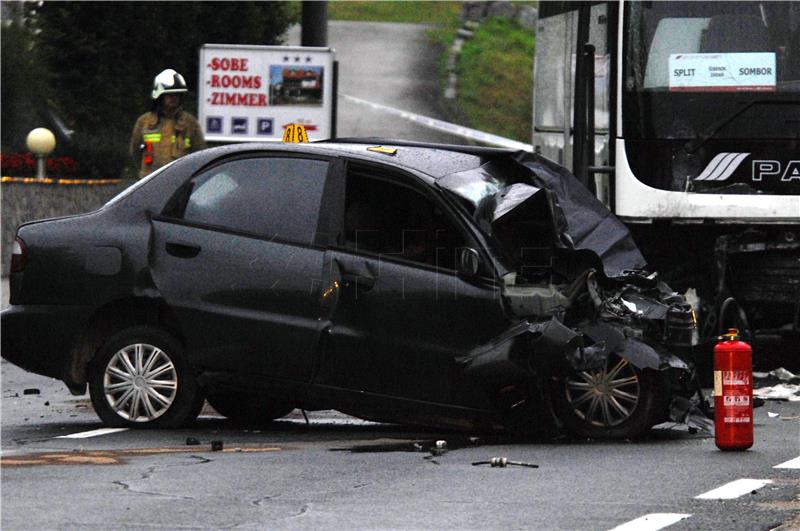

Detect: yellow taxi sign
[282,123,309,143]
[366,146,397,156]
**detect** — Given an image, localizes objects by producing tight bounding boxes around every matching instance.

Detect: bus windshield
[623,1,800,140]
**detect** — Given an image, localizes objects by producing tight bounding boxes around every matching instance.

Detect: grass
[328,1,462,25]
[456,17,534,142]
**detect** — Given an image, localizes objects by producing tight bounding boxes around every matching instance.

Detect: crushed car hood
[439,153,646,278]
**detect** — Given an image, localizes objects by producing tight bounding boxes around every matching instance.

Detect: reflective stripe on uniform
[142,133,161,142]
[184,137,191,148]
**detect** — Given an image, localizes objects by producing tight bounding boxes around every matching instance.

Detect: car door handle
[165,242,201,258]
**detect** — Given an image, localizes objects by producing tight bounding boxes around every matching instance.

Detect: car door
[315,162,510,407]
[149,155,331,382]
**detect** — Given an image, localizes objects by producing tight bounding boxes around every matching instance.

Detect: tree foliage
[28,1,298,178]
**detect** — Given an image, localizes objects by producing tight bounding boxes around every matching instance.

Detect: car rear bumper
[1,305,93,380]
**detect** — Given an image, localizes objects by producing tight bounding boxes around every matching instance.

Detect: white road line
[775,456,800,469]
[56,428,128,439]
[340,93,534,151]
[607,513,691,531]
[695,478,773,499]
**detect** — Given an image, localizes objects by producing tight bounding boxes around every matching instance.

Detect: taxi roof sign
[282,123,309,143]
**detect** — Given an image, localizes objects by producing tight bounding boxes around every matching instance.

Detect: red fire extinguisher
[714,328,753,451]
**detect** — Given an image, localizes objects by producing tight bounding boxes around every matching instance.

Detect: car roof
[191,139,520,180]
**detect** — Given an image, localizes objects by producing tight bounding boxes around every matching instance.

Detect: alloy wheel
[103,343,178,422]
[564,356,640,427]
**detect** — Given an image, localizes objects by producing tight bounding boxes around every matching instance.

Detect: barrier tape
[1,177,122,185]
[340,93,533,152]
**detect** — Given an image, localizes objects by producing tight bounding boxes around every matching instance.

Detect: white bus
[533,1,799,356]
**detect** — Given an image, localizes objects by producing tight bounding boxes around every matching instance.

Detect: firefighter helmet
[151,69,188,100]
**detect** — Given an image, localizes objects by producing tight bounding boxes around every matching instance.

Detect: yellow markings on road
[1,446,282,467]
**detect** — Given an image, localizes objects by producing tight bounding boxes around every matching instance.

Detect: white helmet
[151,68,188,100]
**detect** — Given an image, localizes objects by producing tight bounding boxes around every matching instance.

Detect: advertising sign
[669,53,776,92]
[199,44,335,142]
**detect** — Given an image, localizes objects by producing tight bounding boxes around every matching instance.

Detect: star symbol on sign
[305,57,312,62]
[294,56,301,62]
[283,56,289,62]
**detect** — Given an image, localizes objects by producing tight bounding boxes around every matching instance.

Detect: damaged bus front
[439,154,710,438]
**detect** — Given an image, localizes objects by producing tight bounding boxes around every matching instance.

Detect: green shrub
[456,17,534,142]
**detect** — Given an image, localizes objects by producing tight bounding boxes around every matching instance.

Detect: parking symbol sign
[257,118,274,135]
[232,118,248,134]
[206,116,223,133]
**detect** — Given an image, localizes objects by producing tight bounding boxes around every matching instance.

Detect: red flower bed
[1,152,81,178]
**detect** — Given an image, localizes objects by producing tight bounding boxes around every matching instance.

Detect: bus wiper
[684,100,798,154]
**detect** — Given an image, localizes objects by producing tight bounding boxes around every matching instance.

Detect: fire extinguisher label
[723,395,750,406]
[722,370,749,385]
[714,370,722,396]
[724,416,751,423]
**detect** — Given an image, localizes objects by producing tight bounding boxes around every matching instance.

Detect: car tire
[88,326,204,428]
[551,354,666,439]
[207,393,294,426]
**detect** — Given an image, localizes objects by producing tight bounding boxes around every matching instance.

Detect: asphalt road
[286,21,467,143]
[2,360,799,530]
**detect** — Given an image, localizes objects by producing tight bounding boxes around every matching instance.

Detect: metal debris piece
[430,440,448,456]
[472,457,539,468]
[185,437,200,446]
[44,401,50,406]
[211,440,223,451]
[23,388,40,395]
[767,412,780,418]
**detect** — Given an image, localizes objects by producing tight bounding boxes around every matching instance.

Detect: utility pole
[301,1,328,47]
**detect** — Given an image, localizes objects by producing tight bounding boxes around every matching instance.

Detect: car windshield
[623,1,800,140]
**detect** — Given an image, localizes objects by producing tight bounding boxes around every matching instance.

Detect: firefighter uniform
[130,68,206,178]
[130,110,205,178]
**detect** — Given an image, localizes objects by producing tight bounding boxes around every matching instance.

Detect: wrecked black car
[1,140,706,437]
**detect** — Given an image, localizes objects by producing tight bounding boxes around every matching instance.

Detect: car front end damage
[441,153,712,437]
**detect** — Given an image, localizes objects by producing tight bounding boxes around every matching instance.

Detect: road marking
[775,456,800,469]
[608,513,691,531]
[56,428,128,439]
[340,93,534,151]
[695,478,773,499]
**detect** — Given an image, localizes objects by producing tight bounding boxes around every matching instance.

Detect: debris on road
[754,384,800,402]
[754,368,798,382]
[185,437,200,446]
[430,440,447,457]
[23,388,40,395]
[211,440,223,451]
[472,457,539,468]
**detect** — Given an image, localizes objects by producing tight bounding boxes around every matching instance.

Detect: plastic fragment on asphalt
[753,383,800,401]
[185,437,200,446]
[767,412,780,418]
[23,388,40,395]
[211,440,223,451]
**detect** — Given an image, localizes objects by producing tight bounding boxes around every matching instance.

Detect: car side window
[343,169,467,271]
[182,157,328,244]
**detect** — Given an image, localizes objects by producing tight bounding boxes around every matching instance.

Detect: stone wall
[1,180,132,275]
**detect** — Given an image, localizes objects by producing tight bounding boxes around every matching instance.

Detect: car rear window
[182,157,328,244]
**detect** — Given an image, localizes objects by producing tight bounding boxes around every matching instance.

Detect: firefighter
[130,68,206,178]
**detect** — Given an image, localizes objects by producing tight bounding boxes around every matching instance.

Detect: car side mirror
[457,248,481,277]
